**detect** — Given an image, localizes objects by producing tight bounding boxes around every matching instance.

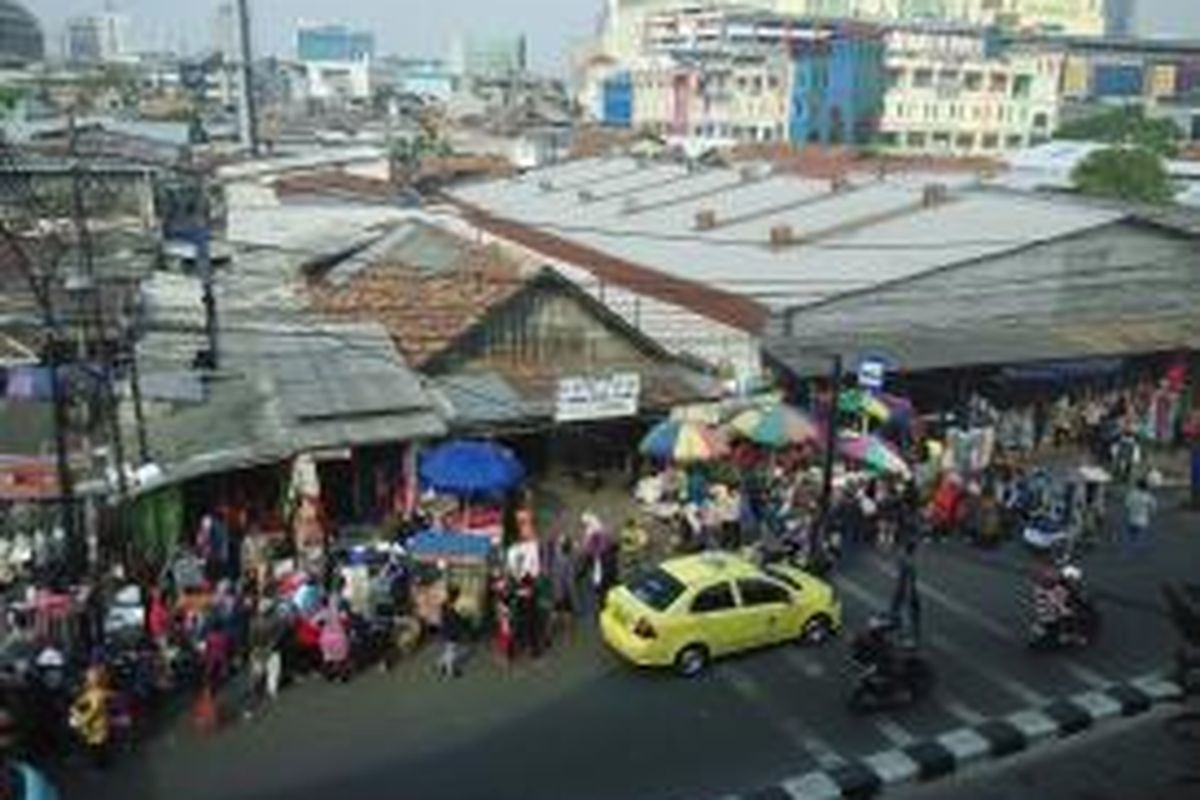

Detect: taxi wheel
[800,614,835,646]
[675,644,710,678]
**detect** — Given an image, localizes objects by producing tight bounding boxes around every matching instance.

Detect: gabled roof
[447,156,1127,330]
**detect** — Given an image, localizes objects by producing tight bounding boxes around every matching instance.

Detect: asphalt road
[70,496,1199,800]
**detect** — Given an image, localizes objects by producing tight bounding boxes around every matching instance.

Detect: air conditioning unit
[769,225,794,248]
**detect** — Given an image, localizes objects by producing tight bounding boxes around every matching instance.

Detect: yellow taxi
[600,552,841,677]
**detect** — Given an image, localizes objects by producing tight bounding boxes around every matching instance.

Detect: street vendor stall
[406,530,493,628]
[418,440,525,545]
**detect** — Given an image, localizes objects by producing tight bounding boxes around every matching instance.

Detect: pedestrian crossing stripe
[728,678,1183,800]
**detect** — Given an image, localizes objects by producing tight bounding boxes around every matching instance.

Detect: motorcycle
[846,636,934,712]
[1028,565,1101,651]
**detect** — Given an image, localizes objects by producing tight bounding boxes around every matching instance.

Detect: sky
[29,0,1200,73]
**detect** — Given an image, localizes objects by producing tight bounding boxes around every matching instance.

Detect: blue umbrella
[419,440,525,497]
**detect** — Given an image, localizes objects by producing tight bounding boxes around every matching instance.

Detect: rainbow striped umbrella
[837,432,911,479]
[729,404,821,449]
[640,419,730,463]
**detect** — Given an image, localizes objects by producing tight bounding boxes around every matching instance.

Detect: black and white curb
[734,674,1183,800]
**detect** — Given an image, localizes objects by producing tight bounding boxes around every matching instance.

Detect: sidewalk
[886,703,1199,800]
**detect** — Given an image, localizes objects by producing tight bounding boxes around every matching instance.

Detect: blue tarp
[408,529,493,561]
[419,440,525,496]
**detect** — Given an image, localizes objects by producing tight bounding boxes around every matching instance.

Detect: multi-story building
[448,34,529,80]
[879,25,1064,155]
[1104,0,1136,36]
[65,11,131,64]
[625,9,884,146]
[297,23,375,63]
[1006,33,1200,140]
[386,58,456,101]
[296,22,375,103]
[600,0,1107,61]
[0,0,43,67]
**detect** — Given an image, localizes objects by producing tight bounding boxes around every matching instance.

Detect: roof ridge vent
[694,209,717,230]
[922,183,949,207]
[769,224,794,249]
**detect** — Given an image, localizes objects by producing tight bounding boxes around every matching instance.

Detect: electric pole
[235,0,260,156]
[68,113,130,564]
[817,353,843,563]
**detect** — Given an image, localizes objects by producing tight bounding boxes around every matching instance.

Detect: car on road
[600,552,841,676]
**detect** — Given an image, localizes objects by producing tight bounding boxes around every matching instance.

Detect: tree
[1070,146,1174,205]
[1056,105,1182,158]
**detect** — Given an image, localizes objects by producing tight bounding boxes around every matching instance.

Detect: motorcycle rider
[1031,561,1075,646]
[852,615,899,687]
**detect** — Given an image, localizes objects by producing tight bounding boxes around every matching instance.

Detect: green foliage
[0,86,25,116]
[1056,105,1182,158]
[1070,146,1174,205]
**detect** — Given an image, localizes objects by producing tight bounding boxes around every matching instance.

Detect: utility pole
[68,113,130,562]
[817,353,843,559]
[235,0,260,156]
[0,134,79,559]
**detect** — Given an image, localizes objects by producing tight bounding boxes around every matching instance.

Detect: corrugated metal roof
[136,321,446,491]
[767,310,1200,377]
[451,156,1125,317]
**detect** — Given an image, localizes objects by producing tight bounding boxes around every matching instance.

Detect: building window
[879,131,899,146]
[907,131,927,147]
[990,73,1009,94]
[939,69,960,86]
[767,75,780,90]
[1033,112,1049,128]
[964,71,983,91]
[913,68,933,88]
[981,133,1000,149]
[956,133,975,149]
[932,131,951,147]
[887,67,905,88]
[1013,74,1033,99]
[1006,134,1024,149]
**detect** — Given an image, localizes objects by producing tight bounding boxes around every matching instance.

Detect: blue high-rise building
[602,72,633,127]
[297,23,374,62]
[789,26,884,146]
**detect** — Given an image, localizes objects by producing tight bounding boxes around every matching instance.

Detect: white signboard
[857,357,886,390]
[555,372,642,423]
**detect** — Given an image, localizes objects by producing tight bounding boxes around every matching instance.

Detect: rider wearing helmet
[853,615,899,684]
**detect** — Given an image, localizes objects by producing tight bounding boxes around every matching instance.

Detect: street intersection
[74,494,1198,800]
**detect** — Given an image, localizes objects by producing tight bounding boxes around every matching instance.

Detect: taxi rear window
[628,568,686,611]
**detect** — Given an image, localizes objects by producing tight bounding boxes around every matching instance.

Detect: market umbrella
[729,404,821,449]
[419,440,525,497]
[838,432,912,479]
[838,389,891,423]
[639,419,729,463]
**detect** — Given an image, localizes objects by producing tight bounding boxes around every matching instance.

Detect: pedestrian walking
[316,597,351,683]
[549,536,578,642]
[888,539,922,644]
[1122,478,1157,553]
[69,666,112,769]
[438,586,468,679]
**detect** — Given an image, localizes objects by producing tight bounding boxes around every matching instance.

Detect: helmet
[867,613,894,632]
[1061,565,1082,582]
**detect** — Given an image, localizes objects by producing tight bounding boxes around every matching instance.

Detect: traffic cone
[192,685,218,734]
